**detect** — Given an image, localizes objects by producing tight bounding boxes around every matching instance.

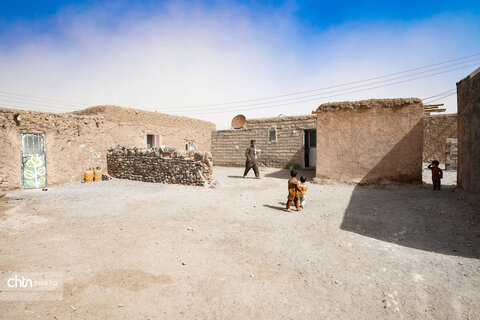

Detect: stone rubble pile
[107,146,213,186]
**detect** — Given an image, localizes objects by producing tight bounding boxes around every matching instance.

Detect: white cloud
[0,3,479,128]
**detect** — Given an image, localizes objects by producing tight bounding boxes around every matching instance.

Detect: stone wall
[314,98,424,184]
[423,114,458,163]
[445,138,458,170]
[107,146,213,186]
[0,105,215,190]
[457,67,480,193]
[211,115,316,168]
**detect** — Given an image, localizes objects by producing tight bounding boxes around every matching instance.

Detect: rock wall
[0,105,215,190]
[423,114,458,163]
[211,115,316,168]
[314,98,424,184]
[457,67,480,193]
[446,138,458,170]
[107,146,213,186]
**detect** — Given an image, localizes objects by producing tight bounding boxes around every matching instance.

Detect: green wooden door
[21,133,47,189]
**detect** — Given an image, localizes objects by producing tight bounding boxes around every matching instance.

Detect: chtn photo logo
[6,274,58,288]
[0,272,63,301]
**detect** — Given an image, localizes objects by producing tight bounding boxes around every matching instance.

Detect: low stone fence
[107,146,213,186]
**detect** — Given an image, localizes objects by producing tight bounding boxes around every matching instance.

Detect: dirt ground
[0,167,479,319]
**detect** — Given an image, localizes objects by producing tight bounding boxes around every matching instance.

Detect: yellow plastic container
[84,168,93,183]
[94,167,102,182]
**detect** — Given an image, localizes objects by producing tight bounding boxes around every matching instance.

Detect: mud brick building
[0,105,215,190]
[457,67,480,193]
[423,114,458,164]
[445,138,458,170]
[211,115,317,169]
[313,98,424,184]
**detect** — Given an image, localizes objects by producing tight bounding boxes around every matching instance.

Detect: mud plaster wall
[457,68,480,193]
[315,100,424,184]
[73,105,215,151]
[423,114,458,163]
[0,106,215,190]
[211,115,316,168]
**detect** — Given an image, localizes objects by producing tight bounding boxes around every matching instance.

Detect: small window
[186,142,196,151]
[269,128,277,142]
[147,134,160,148]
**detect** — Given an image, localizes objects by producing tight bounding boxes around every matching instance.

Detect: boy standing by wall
[428,160,443,191]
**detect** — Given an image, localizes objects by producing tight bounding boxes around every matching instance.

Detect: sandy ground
[0,167,479,319]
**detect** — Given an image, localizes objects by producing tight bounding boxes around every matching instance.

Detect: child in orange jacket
[285,170,301,212]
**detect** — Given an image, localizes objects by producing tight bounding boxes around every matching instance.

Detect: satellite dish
[231,114,246,129]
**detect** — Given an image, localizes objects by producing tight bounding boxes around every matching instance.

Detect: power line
[0,98,81,110]
[422,89,456,100]
[169,62,478,115]
[0,90,87,106]
[150,52,480,110]
[423,91,457,104]
[148,59,479,112]
[0,53,476,115]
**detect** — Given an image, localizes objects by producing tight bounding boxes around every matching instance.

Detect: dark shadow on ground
[340,121,480,259]
[263,204,285,211]
[264,169,316,180]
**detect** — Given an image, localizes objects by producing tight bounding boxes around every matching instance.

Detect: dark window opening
[147,134,160,148]
[269,128,277,142]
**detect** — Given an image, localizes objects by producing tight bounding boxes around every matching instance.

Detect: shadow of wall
[340,121,480,259]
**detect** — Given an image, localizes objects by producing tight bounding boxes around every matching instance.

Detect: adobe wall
[73,105,215,152]
[457,68,480,193]
[445,138,458,170]
[0,106,215,190]
[314,98,424,184]
[423,114,457,163]
[211,115,316,168]
[0,108,107,190]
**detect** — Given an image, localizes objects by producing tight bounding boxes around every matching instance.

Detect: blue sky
[0,1,479,128]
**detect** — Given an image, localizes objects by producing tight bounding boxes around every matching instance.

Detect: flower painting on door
[22,155,46,189]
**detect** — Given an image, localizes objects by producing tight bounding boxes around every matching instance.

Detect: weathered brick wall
[423,114,457,163]
[445,138,458,170]
[211,115,316,168]
[107,146,213,186]
[457,67,480,193]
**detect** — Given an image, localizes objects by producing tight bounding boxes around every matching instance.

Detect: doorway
[21,133,47,189]
[303,129,317,169]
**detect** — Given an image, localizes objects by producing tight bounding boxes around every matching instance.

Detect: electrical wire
[148,59,479,112]
[0,53,477,115]
[149,53,480,110]
[169,63,478,115]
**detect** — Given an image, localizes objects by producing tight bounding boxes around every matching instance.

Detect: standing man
[243,140,260,179]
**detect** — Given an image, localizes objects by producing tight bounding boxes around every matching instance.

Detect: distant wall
[457,68,480,193]
[446,138,458,170]
[73,105,215,152]
[423,114,457,163]
[0,106,215,190]
[211,115,316,168]
[314,99,424,184]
